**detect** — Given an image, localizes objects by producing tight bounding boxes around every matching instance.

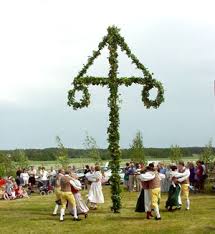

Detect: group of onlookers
[123,160,210,193]
[188,160,207,192]
[15,166,57,187]
[0,166,57,200]
[0,176,29,200]
[124,162,144,192]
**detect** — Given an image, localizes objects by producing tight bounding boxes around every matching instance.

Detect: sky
[0,0,215,149]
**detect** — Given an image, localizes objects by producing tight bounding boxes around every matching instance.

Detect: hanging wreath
[67,85,90,110]
[142,80,164,109]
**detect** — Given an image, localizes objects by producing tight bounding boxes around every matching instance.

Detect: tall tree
[56,136,70,169]
[130,131,146,164]
[83,132,101,163]
[170,145,183,163]
[200,138,215,164]
[12,150,29,169]
[0,153,15,177]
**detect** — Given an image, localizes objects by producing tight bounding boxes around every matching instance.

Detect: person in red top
[0,177,6,187]
[136,166,152,219]
[0,177,6,198]
[195,160,204,192]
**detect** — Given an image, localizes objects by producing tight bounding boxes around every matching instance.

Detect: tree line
[0,132,214,177]
[0,146,213,161]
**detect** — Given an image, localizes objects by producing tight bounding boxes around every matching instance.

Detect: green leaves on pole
[67,26,165,212]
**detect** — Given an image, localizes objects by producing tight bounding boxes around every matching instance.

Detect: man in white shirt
[176,161,190,210]
[140,165,165,220]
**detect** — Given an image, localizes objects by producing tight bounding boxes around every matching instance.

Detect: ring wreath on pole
[142,80,164,109]
[68,85,90,110]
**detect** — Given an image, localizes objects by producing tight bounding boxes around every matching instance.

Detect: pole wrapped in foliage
[67,26,165,212]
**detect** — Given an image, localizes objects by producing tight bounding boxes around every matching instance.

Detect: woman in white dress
[86,165,104,209]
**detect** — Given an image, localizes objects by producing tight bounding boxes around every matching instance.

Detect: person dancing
[86,165,104,210]
[140,164,165,220]
[137,167,152,219]
[68,173,89,218]
[59,171,81,221]
[177,161,190,210]
[165,165,181,211]
[52,168,64,216]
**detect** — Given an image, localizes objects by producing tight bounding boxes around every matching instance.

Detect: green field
[29,156,200,170]
[0,187,215,234]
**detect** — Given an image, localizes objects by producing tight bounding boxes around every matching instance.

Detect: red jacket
[196,165,203,177]
[0,179,6,187]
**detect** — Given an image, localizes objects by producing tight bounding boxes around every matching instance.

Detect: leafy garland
[67,26,165,212]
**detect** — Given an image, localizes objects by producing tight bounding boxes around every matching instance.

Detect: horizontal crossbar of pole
[73,76,150,86]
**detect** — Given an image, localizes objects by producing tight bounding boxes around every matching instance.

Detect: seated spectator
[15,185,29,198]
[5,177,16,199]
[0,177,6,187]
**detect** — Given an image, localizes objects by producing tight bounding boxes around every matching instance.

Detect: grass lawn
[0,187,215,234]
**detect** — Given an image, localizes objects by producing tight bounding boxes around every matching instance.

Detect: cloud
[0,0,215,149]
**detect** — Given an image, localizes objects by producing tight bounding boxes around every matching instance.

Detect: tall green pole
[107,27,121,212]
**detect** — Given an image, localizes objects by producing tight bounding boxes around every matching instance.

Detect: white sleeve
[139,172,155,181]
[70,180,82,190]
[74,179,82,188]
[95,172,102,180]
[175,169,190,178]
[159,173,165,180]
[86,173,97,182]
[177,174,190,183]
[172,172,182,178]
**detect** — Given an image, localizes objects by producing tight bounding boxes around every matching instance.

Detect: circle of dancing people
[135,161,191,220]
[1,160,212,222]
[52,165,104,221]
